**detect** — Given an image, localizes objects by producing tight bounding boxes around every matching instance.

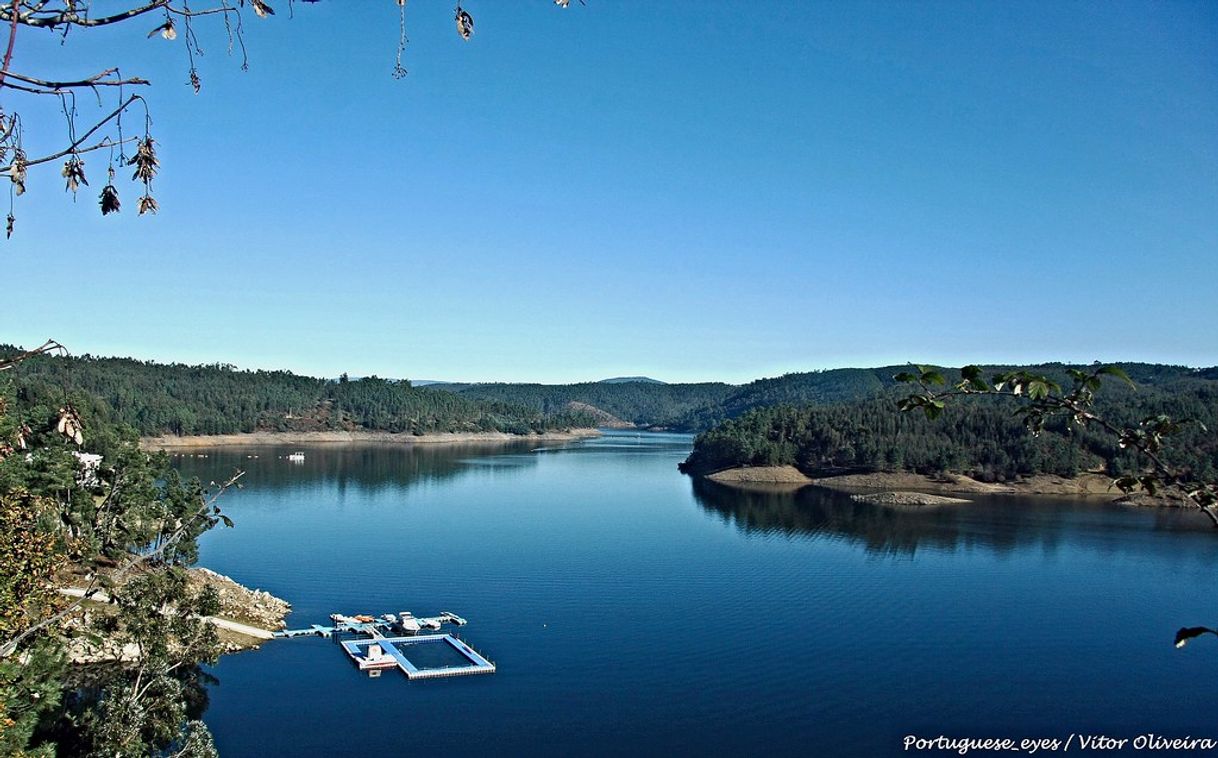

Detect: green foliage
[682,368,1218,484]
[0,368,236,755]
[0,348,594,437]
[672,368,899,431]
[894,363,1218,527]
[0,638,63,757]
[71,570,222,756]
[440,380,735,429]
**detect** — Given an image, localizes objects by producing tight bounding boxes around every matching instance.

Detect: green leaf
[1113,475,1139,493]
[893,372,918,383]
[958,365,991,391]
[920,370,946,386]
[1097,365,1136,388]
[1140,476,1159,497]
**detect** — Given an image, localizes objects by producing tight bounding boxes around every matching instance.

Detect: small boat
[397,611,421,634]
[439,611,468,626]
[353,614,376,624]
[287,452,305,462]
[418,617,441,631]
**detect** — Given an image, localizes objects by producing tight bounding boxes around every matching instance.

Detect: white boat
[287,452,305,462]
[397,611,421,634]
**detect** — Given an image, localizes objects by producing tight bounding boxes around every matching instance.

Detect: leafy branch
[896,364,1218,528]
[0,469,242,659]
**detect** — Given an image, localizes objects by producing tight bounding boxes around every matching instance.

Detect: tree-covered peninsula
[679,365,1218,484]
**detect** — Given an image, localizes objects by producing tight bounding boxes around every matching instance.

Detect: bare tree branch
[1,92,142,173]
[0,470,245,658]
[0,338,66,371]
[4,68,150,90]
[3,1,169,29]
[0,0,18,88]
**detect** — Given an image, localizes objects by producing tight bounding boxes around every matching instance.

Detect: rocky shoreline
[187,567,291,650]
[849,491,972,507]
[705,465,812,487]
[700,466,1184,505]
[63,567,291,664]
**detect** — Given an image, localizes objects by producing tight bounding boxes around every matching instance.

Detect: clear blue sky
[5,1,1216,383]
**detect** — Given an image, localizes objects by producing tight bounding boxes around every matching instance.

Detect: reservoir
[175,430,1218,756]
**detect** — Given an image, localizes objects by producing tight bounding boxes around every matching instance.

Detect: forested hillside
[436,369,911,430]
[670,368,900,430]
[435,380,734,428]
[1,348,593,437]
[7,346,1215,469]
[680,367,1218,482]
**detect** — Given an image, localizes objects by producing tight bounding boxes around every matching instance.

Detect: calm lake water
[174,431,1218,757]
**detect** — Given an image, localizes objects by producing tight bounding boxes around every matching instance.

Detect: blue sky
[4,1,1216,383]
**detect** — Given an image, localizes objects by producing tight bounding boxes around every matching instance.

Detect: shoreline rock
[701,467,1143,501]
[706,465,812,486]
[848,491,971,507]
[62,566,291,664]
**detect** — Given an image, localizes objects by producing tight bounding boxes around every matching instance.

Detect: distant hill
[0,348,596,437]
[434,381,734,429]
[598,376,666,385]
[434,362,1218,433]
[5,344,1214,443]
[564,401,634,429]
[671,367,900,430]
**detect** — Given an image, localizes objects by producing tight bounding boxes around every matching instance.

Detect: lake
[174,430,1218,756]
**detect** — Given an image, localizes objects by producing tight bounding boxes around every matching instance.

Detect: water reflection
[169,440,549,494]
[689,476,1218,558]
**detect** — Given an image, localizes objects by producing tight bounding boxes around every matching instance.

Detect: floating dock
[273,610,495,681]
[341,634,496,680]
[273,611,465,639]
[273,620,392,639]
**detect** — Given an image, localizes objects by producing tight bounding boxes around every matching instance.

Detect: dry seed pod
[149,19,176,39]
[130,137,159,182]
[100,184,121,215]
[62,157,88,194]
[57,407,84,445]
[455,6,473,40]
[10,151,27,196]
